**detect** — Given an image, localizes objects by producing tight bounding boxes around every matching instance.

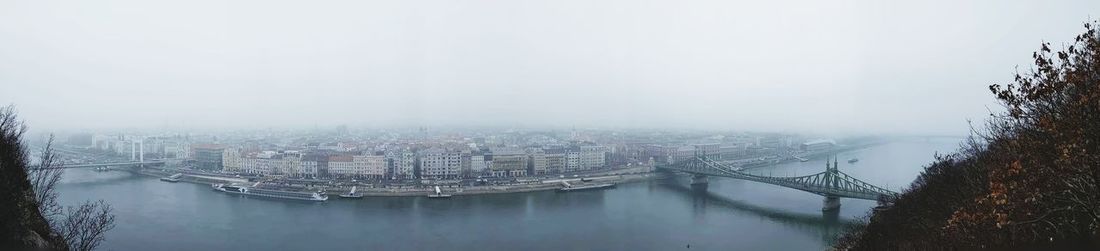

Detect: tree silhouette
[1,105,115,251]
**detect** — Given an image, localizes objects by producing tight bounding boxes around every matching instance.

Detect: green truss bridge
[656,156,899,211]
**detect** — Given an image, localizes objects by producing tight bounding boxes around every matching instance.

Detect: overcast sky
[1,0,1097,135]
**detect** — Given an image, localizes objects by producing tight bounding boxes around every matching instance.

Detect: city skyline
[53,124,864,181]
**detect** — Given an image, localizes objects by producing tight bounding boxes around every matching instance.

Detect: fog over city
[1,0,1097,135]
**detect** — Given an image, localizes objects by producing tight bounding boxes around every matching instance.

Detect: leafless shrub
[30,135,64,221]
[57,201,115,251]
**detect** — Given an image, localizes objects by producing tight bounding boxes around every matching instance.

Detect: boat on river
[427,186,452,198]
[160,173,183,182]
[558,183,616,192]
[339,186,365,199]
[212,184,328,202]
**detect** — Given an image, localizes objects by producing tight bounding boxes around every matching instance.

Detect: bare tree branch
[58,201,115,251]
[29,135,64,222]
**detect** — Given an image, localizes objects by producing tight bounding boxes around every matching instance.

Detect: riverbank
[133,168,249,185]
[740,141,887,170]
[128,166,658,197]
[348,172,657,197]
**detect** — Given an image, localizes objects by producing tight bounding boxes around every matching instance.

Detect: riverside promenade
[133,165,656,197]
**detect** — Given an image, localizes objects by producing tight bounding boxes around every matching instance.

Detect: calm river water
[57,139,961,251]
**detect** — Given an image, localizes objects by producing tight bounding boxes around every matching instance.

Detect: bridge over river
[657,155,899,211]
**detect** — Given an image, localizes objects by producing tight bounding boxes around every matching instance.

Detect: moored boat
[339,186,364,199]
[558,183,616,192]
[212,183,328,201]
[160,173,183,182]
[427,186,452,199]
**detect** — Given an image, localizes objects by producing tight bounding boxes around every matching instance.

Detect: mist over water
[56,140,957,250]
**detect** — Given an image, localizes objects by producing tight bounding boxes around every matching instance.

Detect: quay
[131,166,654,197]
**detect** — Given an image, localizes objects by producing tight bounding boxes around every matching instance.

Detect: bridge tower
[130,139,145,163]
[689,150,714,191]
[822,157,841,211]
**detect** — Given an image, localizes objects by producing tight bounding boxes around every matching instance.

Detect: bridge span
[29,160,166,170]
[657,156,899,211]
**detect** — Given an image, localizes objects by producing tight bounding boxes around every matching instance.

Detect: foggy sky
[1,0,1098,135]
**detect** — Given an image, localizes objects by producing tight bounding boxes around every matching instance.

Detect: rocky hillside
[0,106,67,250]
[836,22,1100,249]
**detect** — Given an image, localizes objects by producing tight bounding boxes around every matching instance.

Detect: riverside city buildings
[225,150,387,179]
[418,148,463,179]
[209,132,609,180]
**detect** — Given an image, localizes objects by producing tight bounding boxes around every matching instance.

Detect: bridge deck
[29,160,166,169]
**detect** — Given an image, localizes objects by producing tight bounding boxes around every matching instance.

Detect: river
[57,138,961,250]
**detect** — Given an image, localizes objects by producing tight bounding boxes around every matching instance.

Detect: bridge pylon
[690,174,709,191]
[822,196,840,211]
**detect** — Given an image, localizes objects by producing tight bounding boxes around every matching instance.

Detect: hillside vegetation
[0,106,67,250]
[836,21,1100,249]
[0,106,115,251]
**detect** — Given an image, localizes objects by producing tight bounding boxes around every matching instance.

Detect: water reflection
[658,181,856,244]
[57,171,141,187]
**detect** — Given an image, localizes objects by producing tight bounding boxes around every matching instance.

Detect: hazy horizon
[3,0,1099,135]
